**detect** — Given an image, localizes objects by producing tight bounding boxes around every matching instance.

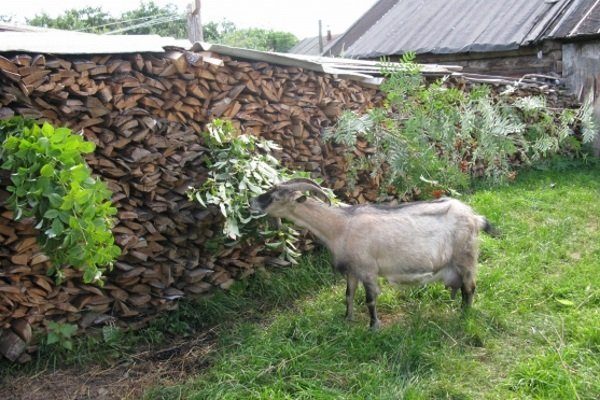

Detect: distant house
[326,0,600,99]
[290,31,340,55]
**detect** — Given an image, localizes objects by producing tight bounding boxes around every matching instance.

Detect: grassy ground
[2,163,599,399]
[144,163,600,400]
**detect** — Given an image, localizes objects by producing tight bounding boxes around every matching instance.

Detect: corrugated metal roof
[289,34,340,55]
[546,0,600,38]
[194,42,462,86]
[329,0,599,58]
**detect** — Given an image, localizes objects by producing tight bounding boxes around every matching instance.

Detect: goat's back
[338,198,484,276]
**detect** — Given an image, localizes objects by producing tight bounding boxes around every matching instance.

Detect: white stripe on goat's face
[249,188,306,217]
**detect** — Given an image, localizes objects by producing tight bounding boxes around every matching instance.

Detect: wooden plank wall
[402,42,563,77]
[562,40,600,156]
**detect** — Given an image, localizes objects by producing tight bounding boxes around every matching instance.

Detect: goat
[249,179,496,329]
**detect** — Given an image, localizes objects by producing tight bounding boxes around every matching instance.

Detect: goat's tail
[478,216,500,237]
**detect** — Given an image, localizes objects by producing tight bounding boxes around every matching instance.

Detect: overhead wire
[76,14,172,32]
[105,14,185,35]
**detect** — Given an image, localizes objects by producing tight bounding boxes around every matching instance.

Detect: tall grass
[146,162,600,399]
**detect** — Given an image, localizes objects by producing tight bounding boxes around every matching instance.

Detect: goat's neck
[285,199,346,248]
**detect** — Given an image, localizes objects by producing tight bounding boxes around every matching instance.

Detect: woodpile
[0,49,382,362]
[0,48,580,362]
[444,72,580,109]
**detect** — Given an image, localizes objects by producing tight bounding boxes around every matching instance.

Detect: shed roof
[289,34,340,55]
[327,0,600,58]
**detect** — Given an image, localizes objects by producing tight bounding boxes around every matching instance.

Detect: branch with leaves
[0,118,121,284]
[188,120,313,264]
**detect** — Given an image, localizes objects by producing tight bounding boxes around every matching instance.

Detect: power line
[106,15,183,34]
[76,13,173,32]
[105,15,184,35]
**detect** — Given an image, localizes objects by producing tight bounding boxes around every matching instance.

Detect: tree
[221,28,298,52]
[203,20,237,42]
[27,2,187,38]
[117,2,186,38]
[23,1,298,52]
[27,7,114,33]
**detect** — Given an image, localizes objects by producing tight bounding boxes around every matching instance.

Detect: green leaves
[326,58,594,199]
[40,163,55,177]
[188,120,306,264]
[46,321,77,350]
[0,117,121,285]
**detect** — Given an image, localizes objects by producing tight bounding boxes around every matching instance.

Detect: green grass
[2,162,598,399]
[143,163,600,400]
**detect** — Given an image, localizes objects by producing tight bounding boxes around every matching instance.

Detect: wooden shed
[330,2,595,81]
[326,0,600,152]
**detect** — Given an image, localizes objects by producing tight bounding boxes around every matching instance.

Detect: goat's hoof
[369,320,381,331]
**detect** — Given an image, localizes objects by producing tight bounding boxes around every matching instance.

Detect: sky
[0,0,378,39]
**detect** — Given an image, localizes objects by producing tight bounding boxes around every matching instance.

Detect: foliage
[188,120,317,264]
[220,28,299,52]
[117,1,185,37]
[203,20,237,42]
[46,322,77,351]
[0,118,120,284]
[26,2,186,38]
[27,7,114,33]
[326,53,598,198]
[23,2,298,51]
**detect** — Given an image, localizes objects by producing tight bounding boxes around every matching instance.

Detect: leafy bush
[0,117,120,284]
[188,120,320,264]
[46,321,77,350]
[326,53,597,198]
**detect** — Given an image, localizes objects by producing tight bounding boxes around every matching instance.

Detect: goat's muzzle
[249,197,263,214]
[249,192,272,215]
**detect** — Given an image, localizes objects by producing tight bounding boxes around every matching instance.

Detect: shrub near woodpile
[326,53,598,199]
[0,117,121,284]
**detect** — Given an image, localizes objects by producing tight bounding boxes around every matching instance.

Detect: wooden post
[318,20,323,54]
[187,0,203,43]
[593,99,600,157]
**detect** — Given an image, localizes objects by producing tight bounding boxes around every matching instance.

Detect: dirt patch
[0,332,215,400]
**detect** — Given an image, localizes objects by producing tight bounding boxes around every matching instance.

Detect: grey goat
[250,179,496,329]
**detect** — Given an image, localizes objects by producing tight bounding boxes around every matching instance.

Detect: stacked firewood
[0,48,580,362]
[0,49,383,361]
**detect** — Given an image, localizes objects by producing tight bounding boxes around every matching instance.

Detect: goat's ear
[296,195,307,203]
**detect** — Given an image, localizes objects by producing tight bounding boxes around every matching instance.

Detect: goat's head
[249,178,330,217]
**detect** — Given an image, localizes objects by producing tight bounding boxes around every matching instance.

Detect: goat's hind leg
[443,266,462,300]
[460,270,476,309]
[455,247,478,309]
[345,274,358,321]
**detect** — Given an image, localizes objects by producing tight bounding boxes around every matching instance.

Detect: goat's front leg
[363,279,381,330]
[345,274,358,321]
